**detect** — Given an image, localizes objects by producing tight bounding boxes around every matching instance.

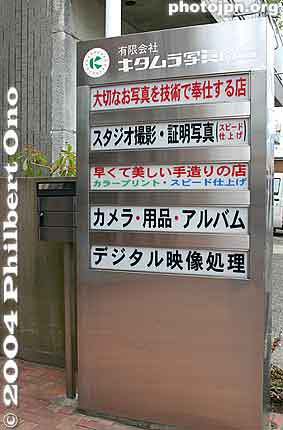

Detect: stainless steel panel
[77,87,91,279]
[249,71,271,283]
[78,265,249,288]
[90,102,250,126]
[90,145,250,165]
[89,190,250,207]
[89,231,249,251]
[77,18,272,430]
[77,19,267,86]
[64,242,77,399]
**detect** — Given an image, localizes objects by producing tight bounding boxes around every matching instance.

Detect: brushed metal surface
[89,190,250,207]
[77,19,266,86]
[89,231,249,251]
[249,71,273,285]
[90,145,250,165]
[77,86,91,281]
[78,278,264,430]
[78,265,249,288]
[64,242,77,399]
[77,19,272,430]
[90,102,250,126]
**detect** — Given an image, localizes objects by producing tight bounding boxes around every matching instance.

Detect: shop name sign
[117,47,257,74]
[78,21,264,86]
[91,75,249,111]
[118,48,225,73]
[91,119,248,150]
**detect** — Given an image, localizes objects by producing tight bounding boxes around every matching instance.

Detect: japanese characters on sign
[88,60,250,277]
[116,43,257,74]
[90,119,248,151]
[118,41,160,57]
[90,163,249,191]
[90,206,248,234]
[118,46,226,73]
[90,245,248,279]
[91,75,249,111]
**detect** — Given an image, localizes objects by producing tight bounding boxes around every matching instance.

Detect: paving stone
[272,413,283,425]
[77,417,100,428]
[17,422,39,429]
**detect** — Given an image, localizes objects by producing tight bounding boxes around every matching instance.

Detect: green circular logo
[83,48,110,78]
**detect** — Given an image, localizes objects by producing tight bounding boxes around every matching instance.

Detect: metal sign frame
[77,18,273,430]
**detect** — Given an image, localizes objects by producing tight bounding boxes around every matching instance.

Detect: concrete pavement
[0,359,138,430]
[272,234,283,369]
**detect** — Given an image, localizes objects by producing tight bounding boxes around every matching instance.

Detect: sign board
[90,206,248,234]
[77,18,273,430]
[90,118,249,150]
[90,245,248,279]
[90,75,249,111]
[90,163,248,190]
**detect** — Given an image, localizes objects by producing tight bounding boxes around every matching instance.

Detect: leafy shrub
[9,144,76,177]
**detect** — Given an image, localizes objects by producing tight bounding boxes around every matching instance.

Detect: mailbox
[37,179,78,398]
[37,180,77,242]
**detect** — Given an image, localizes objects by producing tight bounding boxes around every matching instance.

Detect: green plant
[266,0,283,30]
[271,331,283,412]
[50,144,76,177]
[9,144,76,177]
[9,145,49,176]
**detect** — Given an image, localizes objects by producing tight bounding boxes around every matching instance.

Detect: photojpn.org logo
[83,48,110,78]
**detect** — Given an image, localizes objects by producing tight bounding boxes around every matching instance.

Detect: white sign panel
[90,119,248,151]
[91,74,249,111]
[91,245,248,279]
[90,206,248,234]
[90,163,249,190]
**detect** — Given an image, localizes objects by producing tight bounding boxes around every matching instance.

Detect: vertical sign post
[77,19,273,430]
